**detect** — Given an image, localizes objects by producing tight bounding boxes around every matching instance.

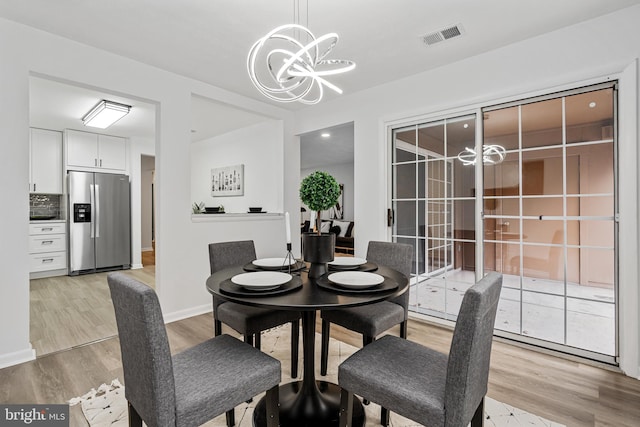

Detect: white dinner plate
[328,257,367,268]
[328,272,384,289]
[252,257,297,268]
[231,272,292,291]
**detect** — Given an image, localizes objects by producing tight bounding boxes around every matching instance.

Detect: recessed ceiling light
[589,101,597,108]
[463,123,469,129]
[321,132,331,138]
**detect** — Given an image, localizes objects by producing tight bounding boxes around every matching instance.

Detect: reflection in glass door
[483,84,617,361]
[392,114,477,321]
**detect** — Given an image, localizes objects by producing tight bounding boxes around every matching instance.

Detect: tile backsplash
[30,194,62,219]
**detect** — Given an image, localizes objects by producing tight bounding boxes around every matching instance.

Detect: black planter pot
[302,232,335,278]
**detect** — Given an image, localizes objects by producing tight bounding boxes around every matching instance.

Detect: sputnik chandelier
[457,145,506,166]
[247,1,355,105]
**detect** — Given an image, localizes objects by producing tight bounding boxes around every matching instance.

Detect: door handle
[387,208,394,227]
[95,184,100,238]
[90,184,95,238]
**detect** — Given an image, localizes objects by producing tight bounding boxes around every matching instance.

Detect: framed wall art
[211,164,244,196]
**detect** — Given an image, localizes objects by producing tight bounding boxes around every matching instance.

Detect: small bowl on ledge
[248,207,263,213]
[205,206,221,213]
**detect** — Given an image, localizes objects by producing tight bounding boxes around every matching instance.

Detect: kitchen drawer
[29,252,67,272]
[29,222,66,235]
[29,234,66,253]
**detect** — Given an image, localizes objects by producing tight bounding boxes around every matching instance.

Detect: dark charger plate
[243,260,306,272]
[219,275,302,297]
[315,274,398,294]
[328,262,378,272]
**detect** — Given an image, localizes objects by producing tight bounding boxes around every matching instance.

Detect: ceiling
[29,75,270,142]
[7,0,640,153]
[300,122,354,170]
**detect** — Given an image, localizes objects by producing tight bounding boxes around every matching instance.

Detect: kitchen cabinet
[30,128,63,194]
[65,129,126,171]
[29,221,67,277]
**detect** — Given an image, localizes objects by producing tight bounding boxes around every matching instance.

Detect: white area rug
[70,330,565,427]
[69,379,127,427]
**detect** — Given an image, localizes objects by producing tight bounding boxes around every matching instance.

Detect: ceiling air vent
[422,24,463,46]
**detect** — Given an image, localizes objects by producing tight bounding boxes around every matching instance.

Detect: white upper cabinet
[65,129,126,171]
[30,128,63,194]
[97,134,127,170]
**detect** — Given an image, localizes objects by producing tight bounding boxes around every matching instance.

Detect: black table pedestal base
[253,380,365,427]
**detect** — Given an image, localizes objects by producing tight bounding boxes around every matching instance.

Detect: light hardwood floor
[30,264,155,356]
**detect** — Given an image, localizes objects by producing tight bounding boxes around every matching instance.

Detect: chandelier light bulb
[247,24,355,104]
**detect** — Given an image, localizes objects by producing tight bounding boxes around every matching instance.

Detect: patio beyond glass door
[392,114,477,321]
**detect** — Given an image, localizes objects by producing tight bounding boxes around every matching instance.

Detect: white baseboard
[164,303,213,324]
[0,346,36,369]
[131,263,144,270]
[30,268,68,280]
[142,247,153,252]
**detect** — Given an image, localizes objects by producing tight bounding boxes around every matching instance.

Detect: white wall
[0,17,293,368]
[293,6,640,377]
[191,120,283,213]
[301,162,354,221]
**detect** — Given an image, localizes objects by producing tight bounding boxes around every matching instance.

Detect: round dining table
[206,263,409,427]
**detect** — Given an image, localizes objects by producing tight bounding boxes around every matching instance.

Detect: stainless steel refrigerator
[68,171,131,275]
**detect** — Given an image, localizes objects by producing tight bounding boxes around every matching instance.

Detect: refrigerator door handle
[90,184,96,238]
[95,184,100,238]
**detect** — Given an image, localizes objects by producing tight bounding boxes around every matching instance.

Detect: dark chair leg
[362,335,375,405]
[265,385,280,427]
[339,388,353,427]
[291,320,299,378]
[214,319,222,336]
[400,320,408,339]
[244,334,253,346]
[320,319,330,376]
[381,407,390,426]
[244,334,255,404]
[255,332,261,350]
[471,397,485,427]
[225,409,235,427]
[128,402,142,427]
[362,335,375,347]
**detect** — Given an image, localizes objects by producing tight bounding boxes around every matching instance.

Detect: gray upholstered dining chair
[337,271,503,427]
[107,272,281,427]
[209,240,301,378]
[320,240,413,376]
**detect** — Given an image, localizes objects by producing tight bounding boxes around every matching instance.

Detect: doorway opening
[28,75,157,356]
[300,122,354,256]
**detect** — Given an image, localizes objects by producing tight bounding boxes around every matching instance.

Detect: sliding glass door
[392,114,477,321]
[390,83,617,362]
[483,84,617,359]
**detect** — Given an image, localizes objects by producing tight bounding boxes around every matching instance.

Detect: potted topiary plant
[299,171,341,278]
